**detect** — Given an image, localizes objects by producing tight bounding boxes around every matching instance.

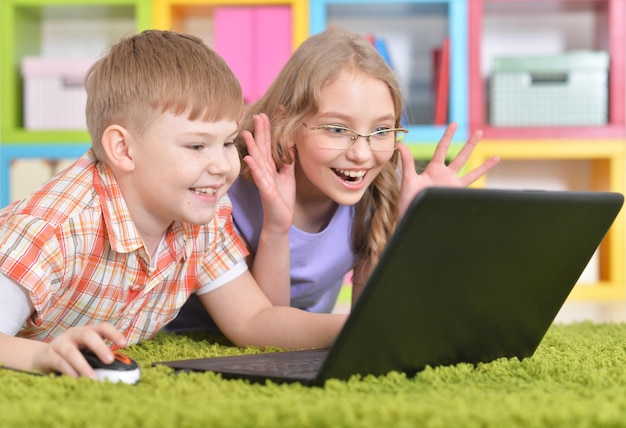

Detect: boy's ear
[101,125,135,172]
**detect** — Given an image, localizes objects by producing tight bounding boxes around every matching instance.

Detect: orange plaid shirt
[0,150,248,345]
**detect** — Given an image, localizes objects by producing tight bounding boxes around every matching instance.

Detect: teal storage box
[490,51,609,126]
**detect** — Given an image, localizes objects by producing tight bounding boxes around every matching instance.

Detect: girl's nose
[345,135,373,163]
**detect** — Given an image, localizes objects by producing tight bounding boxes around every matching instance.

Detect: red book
[433,37,450,125]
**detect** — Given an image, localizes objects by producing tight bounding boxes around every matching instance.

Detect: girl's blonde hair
[85,30,244,161]
[238,29,404,282]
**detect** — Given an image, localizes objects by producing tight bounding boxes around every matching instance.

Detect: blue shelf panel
[0,143,90,207]
[404,124,467,144]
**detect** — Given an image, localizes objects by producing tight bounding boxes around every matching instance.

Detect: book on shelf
[432,37,450,125]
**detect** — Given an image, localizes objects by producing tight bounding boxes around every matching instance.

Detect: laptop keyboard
[220,355,325,376]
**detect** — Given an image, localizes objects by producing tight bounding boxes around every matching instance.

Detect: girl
[167,30,498,331]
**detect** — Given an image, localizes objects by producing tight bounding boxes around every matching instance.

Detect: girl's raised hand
[240,113,296,234]
[396,122,500,217]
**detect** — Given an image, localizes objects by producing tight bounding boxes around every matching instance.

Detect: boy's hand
[396,122,500,217]
[31,323,127,379]
[241,113,296,234]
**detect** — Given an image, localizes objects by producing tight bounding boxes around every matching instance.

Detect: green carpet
[2,322,626,427]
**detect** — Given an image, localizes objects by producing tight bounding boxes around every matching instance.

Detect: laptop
[155,187,623,386]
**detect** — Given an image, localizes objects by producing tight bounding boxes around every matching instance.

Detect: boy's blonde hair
[85,30,244,161]
[239,30,404,283]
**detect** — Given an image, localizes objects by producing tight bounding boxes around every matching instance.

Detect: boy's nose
[207,150,236,176]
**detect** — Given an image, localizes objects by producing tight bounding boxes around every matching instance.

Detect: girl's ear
[101,125,135,172]
[276,104,288,116]
[274,105,297,151]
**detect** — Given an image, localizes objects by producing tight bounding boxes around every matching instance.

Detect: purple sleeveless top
[229,177,358,313]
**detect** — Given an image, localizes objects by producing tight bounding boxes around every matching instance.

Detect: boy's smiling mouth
[191,187,217,196]
[332,168,366,183]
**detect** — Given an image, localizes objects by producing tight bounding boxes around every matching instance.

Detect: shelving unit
[1,0,625,300]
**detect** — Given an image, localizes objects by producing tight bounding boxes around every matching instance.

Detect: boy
[0,30,344,380]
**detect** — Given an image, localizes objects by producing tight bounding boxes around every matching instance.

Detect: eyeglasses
[302,123,408,152]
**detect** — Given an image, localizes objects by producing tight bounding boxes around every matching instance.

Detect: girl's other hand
[397,122,499,217]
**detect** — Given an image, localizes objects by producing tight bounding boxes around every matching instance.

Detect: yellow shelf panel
[569,282,626,301]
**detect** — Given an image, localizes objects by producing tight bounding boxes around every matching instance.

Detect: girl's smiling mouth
[332,168,367,183]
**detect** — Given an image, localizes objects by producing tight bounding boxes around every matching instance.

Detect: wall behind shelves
[10,158,74,201]
[40,6,137,57]
[481,10,603,77]
[484,159,591,191]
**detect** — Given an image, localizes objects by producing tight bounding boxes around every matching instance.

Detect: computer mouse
[80,349,140,384]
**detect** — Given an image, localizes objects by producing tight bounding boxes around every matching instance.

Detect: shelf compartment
[469,0,625,139]
[0,0,151,144]
[152,0,308,47]
[0,143,91,207]
[309,0,469,143]
[468,139,626,299]
[151,0,308,103]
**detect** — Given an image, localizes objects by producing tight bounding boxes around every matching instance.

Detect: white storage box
[21,57,96,130]
[490,51,609,126]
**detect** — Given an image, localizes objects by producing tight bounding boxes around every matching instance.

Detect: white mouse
[81,349,140,384]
